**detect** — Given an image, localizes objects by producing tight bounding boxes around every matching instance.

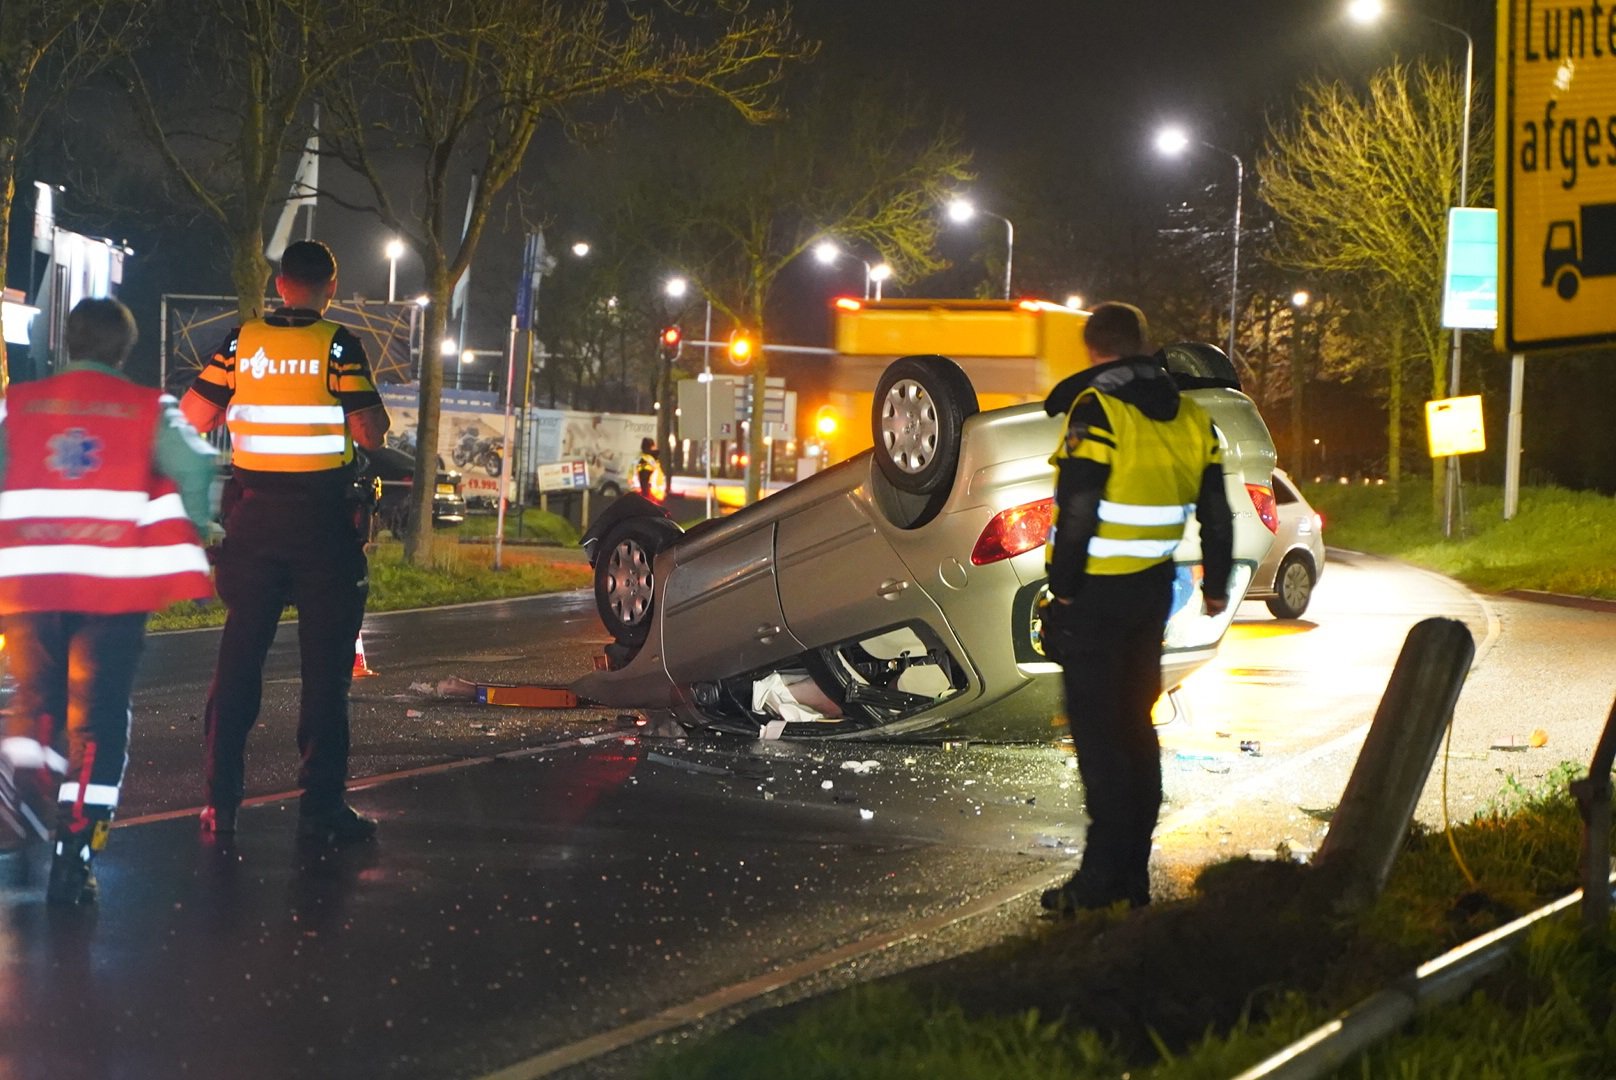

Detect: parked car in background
[1246,468,1325,619]
[362,447,467,539]
[575,345,1279,740]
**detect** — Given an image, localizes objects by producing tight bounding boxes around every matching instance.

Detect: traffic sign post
[1498,0,1616,351]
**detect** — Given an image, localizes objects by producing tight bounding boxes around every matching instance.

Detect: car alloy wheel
[605,537,654,628]
[593,515,680,648]
[871,355,978,498]
[1266,553,1315,619]
[879,378,941,476]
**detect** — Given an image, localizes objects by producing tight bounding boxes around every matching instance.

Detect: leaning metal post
[1315,618,1475,912]
[1570,694,1616,934]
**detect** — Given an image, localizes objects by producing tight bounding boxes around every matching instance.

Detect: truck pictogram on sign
[1543,202,1616,300]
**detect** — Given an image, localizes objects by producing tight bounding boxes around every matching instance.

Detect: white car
[1246,468,1325,619]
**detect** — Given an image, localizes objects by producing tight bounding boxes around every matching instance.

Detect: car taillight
[971,498,1054,565]
[1246,483,1278,533]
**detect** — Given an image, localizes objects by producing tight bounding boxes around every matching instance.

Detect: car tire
[593,517,678,647]
[599,481,622,499]
[871,356,978,497]
[1265,553,1315,619]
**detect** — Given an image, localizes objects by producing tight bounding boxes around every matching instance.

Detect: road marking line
[113,736,609,828]
[475,864,1074,1080]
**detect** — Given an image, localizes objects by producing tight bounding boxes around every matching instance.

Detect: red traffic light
[658,325,683,361]
[660,326,682,348]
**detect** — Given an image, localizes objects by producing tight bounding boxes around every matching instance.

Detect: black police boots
[296,804,377,845]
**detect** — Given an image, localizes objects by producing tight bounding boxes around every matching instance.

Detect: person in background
[180,239,390,845]
[1038,301,1232,914]
[636,436,666,503]
[0,297,216,905]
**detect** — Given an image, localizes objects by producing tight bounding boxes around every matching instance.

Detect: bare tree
[1258,59,1491,494]
[604,77,973,504]
[324,0,806,562]
[0,1,144,386]
[117,0,388,322]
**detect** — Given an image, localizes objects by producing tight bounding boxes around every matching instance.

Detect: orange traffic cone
[352,631,377,678]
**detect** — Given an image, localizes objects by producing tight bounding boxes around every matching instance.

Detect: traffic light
[728,331,754,368]
[658,325,682,362]
[814,405,841,438]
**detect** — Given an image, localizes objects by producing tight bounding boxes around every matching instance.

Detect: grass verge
[1305,480,1616,598]
[647,767,1616,1078]
[454,508,581,545]
[147,541,591,631]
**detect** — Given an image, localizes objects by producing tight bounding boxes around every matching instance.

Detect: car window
[1273,473,1298,504]
[1158,342,1242,391]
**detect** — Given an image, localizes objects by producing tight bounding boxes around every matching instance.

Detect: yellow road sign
[1426,395,1487,457]
[1498,0,1616,351]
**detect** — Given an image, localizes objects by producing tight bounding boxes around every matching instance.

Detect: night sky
[12,1,1496,389]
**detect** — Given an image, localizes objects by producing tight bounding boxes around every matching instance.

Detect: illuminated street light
[439,337,457,356]
[415,294,430,307]
[385,237,405,302]
[1156,126,1244,363]
[945,197,1014,299]
[571,241,591,258]
[813,240,889,300]
[868,262,892,301]
[666,274,715,519]
[1065,294,1085,310]
[1347,0,1475,537]
[1292,290,1310,308]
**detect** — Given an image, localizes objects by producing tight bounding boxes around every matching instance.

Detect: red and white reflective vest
[0,370,214,614]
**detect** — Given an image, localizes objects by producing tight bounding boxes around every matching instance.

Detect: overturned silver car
[575,347,1277,740]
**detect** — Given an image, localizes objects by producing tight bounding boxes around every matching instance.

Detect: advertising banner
[380,385,510,503]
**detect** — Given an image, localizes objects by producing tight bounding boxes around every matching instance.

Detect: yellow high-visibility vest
[1047,388,1221,576]
[219,319,352,473]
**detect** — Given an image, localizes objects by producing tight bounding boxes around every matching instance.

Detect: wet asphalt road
[1,550,1604,1078]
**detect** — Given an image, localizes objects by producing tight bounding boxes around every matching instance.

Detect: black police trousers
[1046,560,1174,908]
[203,482,368,815]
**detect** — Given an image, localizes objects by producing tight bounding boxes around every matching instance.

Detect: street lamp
[1156,127,1245,363]
[868,262,892,300]
[570,241,591,258]
[1065,294,1085,311]
[814,240,890,300]
[385,238,405,303]
[1290,289,1313,476]
[1347,0,1474,535]
[945,197,1014,300]
[666,275,716,519]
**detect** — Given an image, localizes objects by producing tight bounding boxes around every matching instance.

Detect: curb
[1501,589,1616,613]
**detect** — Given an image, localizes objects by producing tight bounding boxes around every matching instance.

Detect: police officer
[1038,302,1232,914]
[0,298,216,904]
[635,437,666,503]
[180,240,391,844]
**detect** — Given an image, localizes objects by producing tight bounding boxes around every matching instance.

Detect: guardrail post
[1569,694,1616,935]
[1315,617,1475,912]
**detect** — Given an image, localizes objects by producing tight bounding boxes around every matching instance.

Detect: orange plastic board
[474,684,580,708]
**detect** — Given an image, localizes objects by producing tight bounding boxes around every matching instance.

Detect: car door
[773,486,951,652]
[660,521,806,684]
